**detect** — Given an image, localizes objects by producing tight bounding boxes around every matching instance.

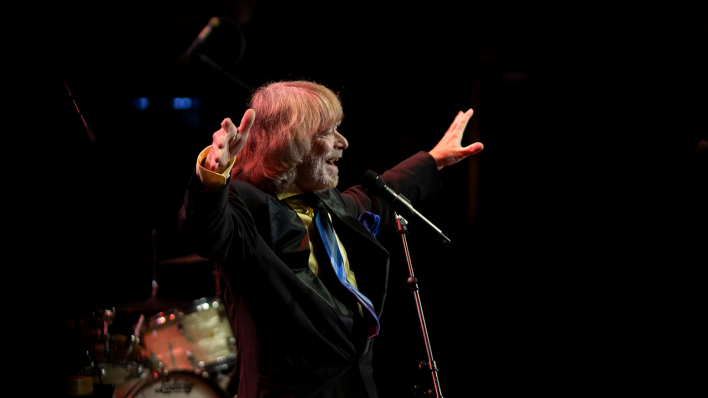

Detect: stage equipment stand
[395,213,443,398]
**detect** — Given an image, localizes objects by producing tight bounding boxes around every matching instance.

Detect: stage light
[172,97,199,110]
[172,98,184,109]
[133,97,149,110]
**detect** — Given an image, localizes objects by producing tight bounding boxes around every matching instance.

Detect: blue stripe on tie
[315,211,380,338]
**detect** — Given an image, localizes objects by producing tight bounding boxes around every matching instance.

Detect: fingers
[207,111,256,172]
[446,109,474,137]
[220,109,255,137]
[462,142,484,156]
[445,111,464,134]
[457,109,474,134]
[210,122,230,170]
[238,109,256,135]
[220,117,236,142]
[430,109,481,169]
[221,117,234,130]
[229,109,255,157]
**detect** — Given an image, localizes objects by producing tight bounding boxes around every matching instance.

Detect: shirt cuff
[196,146,237,192]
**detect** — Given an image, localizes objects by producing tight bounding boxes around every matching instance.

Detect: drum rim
[144,297,225,328]
[123,370,230,398]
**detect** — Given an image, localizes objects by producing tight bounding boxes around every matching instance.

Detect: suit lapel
[316,191,386,251]
[266,195,311,271]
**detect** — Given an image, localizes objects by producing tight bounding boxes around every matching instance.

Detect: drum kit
[79,242,237,398]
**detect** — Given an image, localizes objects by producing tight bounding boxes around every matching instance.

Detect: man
[179,81,483,398]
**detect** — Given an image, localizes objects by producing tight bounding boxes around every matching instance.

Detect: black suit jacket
[179,151,441,398]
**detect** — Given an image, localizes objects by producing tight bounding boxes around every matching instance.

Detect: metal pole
[395,213,443,398]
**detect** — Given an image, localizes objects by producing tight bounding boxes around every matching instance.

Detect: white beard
[309,153,339,191]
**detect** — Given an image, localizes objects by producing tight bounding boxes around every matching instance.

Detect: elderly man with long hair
[179,80,483,398]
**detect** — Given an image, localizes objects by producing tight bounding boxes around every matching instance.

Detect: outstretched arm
[340,109,482,218]
[428,109,484,170]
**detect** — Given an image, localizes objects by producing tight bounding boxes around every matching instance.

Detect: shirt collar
[275,185,305,201]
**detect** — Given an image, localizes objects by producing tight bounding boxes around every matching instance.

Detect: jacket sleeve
[178,171,259,264]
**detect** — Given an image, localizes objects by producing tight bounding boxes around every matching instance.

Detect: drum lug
[186,350,198,369]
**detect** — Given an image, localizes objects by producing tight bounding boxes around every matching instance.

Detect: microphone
[360,170,451,248]
[178,17,252,92]
[185,17,221,56]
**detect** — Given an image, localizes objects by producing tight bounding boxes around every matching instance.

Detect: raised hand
[428,109,484,170]
[205,109,256,171]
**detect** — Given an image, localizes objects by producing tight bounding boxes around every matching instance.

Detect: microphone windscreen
[360,170,384,190]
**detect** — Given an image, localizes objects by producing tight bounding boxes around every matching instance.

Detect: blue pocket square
[357,211,380,237]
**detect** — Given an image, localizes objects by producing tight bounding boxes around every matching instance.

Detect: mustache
[325,150,343,160]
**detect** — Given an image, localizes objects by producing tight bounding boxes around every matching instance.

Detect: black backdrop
[41,1,706,394]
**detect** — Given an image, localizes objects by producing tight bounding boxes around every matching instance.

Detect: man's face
[295,123,348,192]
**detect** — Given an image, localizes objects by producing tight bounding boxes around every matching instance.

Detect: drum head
[142,297,236,370]
[124,371,230,398]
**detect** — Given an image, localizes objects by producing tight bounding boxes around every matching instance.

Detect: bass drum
[123,371,230,398]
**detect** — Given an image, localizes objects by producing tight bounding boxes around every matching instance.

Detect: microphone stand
[395,212,443,398]
[192,52,252,92]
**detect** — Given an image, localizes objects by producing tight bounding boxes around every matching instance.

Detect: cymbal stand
[395,213,443,398]
[152,229,159,298]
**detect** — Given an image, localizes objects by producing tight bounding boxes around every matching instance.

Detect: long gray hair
[230,81,344,193]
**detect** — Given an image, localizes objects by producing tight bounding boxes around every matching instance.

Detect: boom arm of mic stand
[395,213,444,398]
[194,52,252,92]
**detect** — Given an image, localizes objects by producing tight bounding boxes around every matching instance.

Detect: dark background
[41,1,705,394]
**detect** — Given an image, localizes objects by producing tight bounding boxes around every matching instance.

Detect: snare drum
[123,371,230,398]
[142,298,236,371]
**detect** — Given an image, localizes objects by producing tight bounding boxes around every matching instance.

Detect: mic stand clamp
[395,213,443,398]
